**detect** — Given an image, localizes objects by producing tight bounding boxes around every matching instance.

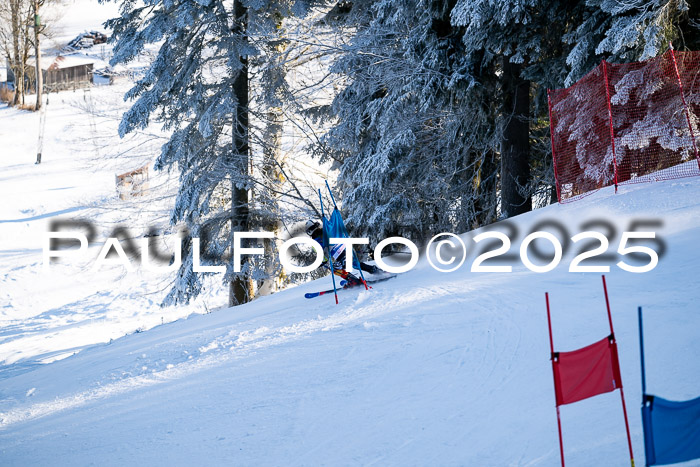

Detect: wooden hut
[16,54,95,92]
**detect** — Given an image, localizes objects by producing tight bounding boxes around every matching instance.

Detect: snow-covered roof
[34,54,95,71]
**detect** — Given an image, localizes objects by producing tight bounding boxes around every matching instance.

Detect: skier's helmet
[305,219,321,236]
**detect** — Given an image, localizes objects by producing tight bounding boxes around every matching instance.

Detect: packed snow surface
[2,134,700,465]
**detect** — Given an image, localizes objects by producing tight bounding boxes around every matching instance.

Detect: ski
[304,280,348,299]
[304,274,397,299]
[364,273,398,285]
[304,289,337,299]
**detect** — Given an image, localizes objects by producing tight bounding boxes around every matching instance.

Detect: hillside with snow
[0,0,332,373]
[2,148,700,465]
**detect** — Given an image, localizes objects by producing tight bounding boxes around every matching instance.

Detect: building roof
[32,54,95,71]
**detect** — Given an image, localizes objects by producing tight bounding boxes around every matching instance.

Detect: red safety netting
[548,49,700,203]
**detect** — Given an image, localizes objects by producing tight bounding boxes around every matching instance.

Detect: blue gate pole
[638,306,647,395]
[325,180,337,209]
[319,188,339,304]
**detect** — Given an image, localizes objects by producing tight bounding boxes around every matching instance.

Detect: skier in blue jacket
[305,220,379,275]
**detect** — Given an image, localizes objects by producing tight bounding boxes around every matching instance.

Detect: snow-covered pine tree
[450,0,606,216]
[107,0,322,306]
[565,0,700,86]
[320,0,601,246]
[318,0,500,245]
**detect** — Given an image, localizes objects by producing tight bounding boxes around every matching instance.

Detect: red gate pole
[669,44,700,171]
[601,276,635,466]
[601,274,615,333]
[555,406,564,467]
[602,61,619,193]
[618,382,635,466]
[546,292,565,467]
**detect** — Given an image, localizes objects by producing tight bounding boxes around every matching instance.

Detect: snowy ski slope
[1,168,700,465]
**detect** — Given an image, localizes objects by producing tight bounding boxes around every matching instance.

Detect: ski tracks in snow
[0,276,469,430]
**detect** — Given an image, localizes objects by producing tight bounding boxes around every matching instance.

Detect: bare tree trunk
[258,105,284,296]
[18,41,27,105]
[17,2,33,107]
[10,0,21,106]
[258,27,287,297]
[229,0,252,307]
[33,0,42,110]
[472,150,498,228]
[500,58,531,218]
